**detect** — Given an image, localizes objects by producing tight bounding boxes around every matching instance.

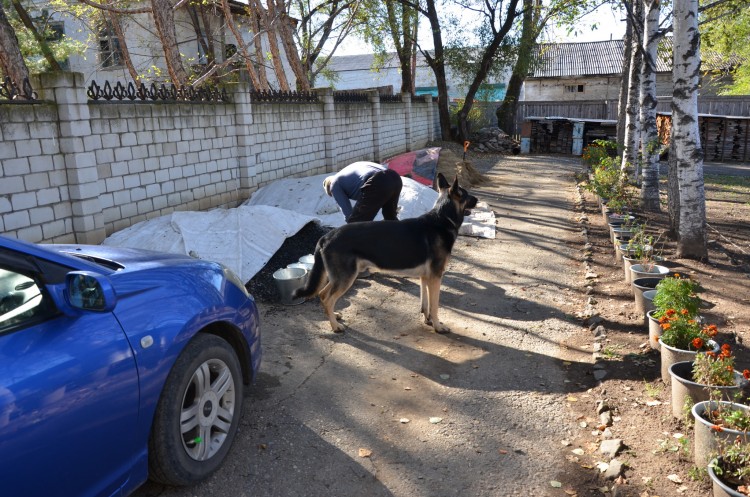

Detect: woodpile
[468,127,521,154]
[657,113,750,163]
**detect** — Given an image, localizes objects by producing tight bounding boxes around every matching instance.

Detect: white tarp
[103,173,495,283]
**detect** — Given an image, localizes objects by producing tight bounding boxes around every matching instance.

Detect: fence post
[37,72,105,244]
[316,87,337,171]
[401,92,412,151]
[233,82,257,199]
[368,90,381,162]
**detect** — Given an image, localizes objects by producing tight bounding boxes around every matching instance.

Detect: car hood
[48,244,215,275]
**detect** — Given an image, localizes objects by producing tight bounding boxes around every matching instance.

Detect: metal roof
[529,38,739,78]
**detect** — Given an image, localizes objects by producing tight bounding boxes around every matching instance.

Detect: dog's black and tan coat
[293,173,478,333]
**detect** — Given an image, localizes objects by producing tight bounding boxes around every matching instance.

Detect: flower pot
[632,277,662,315]
[692,401,750,468]
[622,255,639,283]
[647,310,661,349]
[607,213,635,226]
[658,338,719,385]
[709,458,748,497]
[643,289,657,316]
[611,226,634,244]
[630,263,670,282]
[668,360,742,419]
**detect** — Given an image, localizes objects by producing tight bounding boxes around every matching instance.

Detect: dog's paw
[334,311,343,321]
[332,323,345,333]
[432,322,450,334]
[423,316,433,326]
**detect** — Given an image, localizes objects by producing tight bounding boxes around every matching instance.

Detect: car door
[0,247,140,497]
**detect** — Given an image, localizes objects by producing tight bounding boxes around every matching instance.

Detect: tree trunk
[274,0,310,91]
[220,0,263,89]
[422,0,451,140]
[638,0,660,211]
[667,122,679,237]
[246,0,269,88]
[150,0,189,85]
[455,0,520,142]
[0,4,30,90]
[263,0,291,91]
[108,11,140,84]
[495,0,536,135]
[10,0,61,71]
[621,0,643,180]
[616,19,633,155]
[672,0,708,259]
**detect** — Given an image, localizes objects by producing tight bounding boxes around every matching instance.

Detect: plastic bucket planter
[273,267,307,305]
[299,254,315,270]
[669,360,743,419]
[692,401,750,468]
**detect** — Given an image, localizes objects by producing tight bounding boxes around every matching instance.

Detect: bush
[582,139,617,167]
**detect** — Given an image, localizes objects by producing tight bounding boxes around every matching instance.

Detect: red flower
[692,337,704,350]
[711,425,724,432]
[743,370,750,380]
[706,351,717,359]
[661,323,672,331]
[666,309,677,317]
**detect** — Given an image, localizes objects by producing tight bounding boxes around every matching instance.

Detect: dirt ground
[134,145,749,497]
[559,159,750,497]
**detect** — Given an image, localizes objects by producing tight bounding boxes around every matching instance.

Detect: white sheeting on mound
[103,173,495,283]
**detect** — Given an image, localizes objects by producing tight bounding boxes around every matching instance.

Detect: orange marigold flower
[692,337,704,350]
[666,309,677,316]
[706,351,717,358]
[743,370,750,380]
[727,365,734,372]
[680,309,689,315]
[661,323,672,331]
[721,344,731,353]
[673,273,681,278]
[711,425,724,432]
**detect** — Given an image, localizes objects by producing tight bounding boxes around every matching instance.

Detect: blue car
[0,235,261,497]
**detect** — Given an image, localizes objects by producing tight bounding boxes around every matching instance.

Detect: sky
[335,3,628,56]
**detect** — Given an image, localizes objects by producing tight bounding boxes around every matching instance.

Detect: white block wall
[0,73,440,244]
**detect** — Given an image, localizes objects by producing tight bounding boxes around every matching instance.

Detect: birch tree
[638,0,661,211]
[671,0,707,259]
[620,0,643,181]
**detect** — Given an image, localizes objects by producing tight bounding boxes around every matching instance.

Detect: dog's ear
[451,175,460,193]
[436,173,449,191]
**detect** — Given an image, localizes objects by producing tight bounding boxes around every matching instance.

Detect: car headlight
[222,266,250,297]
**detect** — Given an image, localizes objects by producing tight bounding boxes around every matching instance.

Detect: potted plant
[657,310,719,384]
[647,274,701,349]
[709,439,750,497]
[668,344,745,418]
[622,226,658,283]
[693,393,750,467]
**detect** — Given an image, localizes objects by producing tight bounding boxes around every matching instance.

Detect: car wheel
[148,333,244,486]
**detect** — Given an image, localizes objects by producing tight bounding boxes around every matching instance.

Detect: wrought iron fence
[0,77,38,101]
[379,94,401,103]
[249,89,319,103]
[333,91,369,103]
[87,80,230,102]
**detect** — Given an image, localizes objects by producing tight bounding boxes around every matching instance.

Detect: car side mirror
[66,272,117,312]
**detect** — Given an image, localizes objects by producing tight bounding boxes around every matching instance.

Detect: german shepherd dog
[293,173,478,333]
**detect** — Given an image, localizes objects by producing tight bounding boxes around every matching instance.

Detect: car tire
[148,333,244,486]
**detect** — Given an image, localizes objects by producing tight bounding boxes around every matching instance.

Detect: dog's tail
[292,249,326,300]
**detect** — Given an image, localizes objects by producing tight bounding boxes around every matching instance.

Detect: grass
[704,174,750,204]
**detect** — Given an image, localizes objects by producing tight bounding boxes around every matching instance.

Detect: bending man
[323,161,403,223]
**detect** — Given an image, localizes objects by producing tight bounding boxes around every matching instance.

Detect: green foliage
[702,5,750,95]
[692,345,737,387]
[0,0,88,75]
[711,440,750,490]
[582,140,617,167]
[653,275,702,319]
[583,155,623,201]
[449,100,490,134]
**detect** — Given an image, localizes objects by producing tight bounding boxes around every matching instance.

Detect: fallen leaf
[572,448,585,456]
[404,387,412,391]
[564,490,577,496]
[258,444,267,450]
[439,374,450,380]
[667,474,682,484]
[399,418,410,424]
[358,448,372,458]
[646,400,662,406]
[429,417,443,424]
[498,449,508,455]
[550,481,562,488]
[568,396,578,402]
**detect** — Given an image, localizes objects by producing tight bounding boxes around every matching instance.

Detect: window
[98,21,123,68]
[565,84,585,94]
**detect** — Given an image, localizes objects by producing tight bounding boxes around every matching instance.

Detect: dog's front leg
[424,277,450,334]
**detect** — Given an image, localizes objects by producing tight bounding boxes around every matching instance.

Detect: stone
[599,439,623,458]
[593,370,608,381]
[603,459,624,480]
